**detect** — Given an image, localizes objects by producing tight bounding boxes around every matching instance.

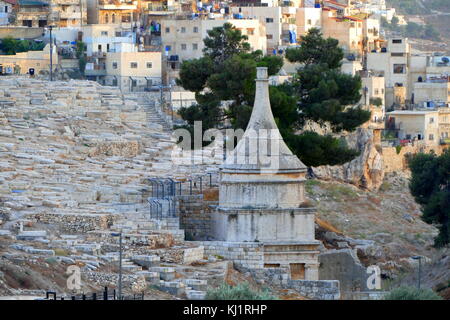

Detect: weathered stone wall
[236,265,340,300]
[88,141,141,157]
[382,143,445,173]
[179,195,216,241]
[183,246,205,264]
[194,241,264,269]
[26,212,119,233]
[319,249,368,296]
[84,272,146,292]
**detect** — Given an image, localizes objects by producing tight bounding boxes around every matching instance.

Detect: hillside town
[0,0,448,303]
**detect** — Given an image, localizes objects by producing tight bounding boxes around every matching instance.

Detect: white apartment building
[161,18,267,62]
[367,38,410,108]
[295,7,322,37]
[82,24,135,56]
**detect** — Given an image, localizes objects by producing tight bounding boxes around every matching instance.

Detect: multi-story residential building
[141,0,180,26]
[295,5,321,37]
[439,107,450,144]
[49,0,87,27]
[386,110,440,146]
[230,5,283,51]
[104,49,162,91]
[15,0,86,28]
[363,16,380,52]
[0,0,15,25]
[82,24,135,56]
[230,0,307,52]
[82,24,161,91]
[86,0,136,28]
[16,0,50,27]
[0,43,56,74]
[410,55,450,108]
[161,17,267,62]
[367,37,410,109]
[361,71,385,107]
[413,76,450,108]
[321,6,364,57]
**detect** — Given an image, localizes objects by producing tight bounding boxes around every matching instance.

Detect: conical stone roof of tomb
[220,67,307,174]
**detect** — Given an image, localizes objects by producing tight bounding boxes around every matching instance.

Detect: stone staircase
[132,93,173,132]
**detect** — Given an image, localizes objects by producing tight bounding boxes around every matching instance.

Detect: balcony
[59,11,83,20]
[52,0,80,4]
[91,51,107,59]
[145,5,177,15]
[84,62,106,76]
[98,4,136,10]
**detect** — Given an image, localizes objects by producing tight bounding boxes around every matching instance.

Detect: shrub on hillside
[384,286,442,300]
[206,282,276,300]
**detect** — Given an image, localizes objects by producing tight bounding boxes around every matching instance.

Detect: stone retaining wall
[382,143,445,173]
[27,212,119,233]
[194,241,264,269]
[179,195,216,240]
[237,266,340,300]
[183,246,205,264]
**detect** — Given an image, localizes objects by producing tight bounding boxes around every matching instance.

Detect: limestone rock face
[312,128,384,190]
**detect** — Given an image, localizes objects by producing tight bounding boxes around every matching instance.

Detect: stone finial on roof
[221,67,306,174]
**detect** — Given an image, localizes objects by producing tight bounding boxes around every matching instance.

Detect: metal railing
[45,287,144,300]
[146,173,218,220]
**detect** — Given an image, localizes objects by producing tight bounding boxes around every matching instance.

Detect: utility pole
[412,256,422,289]
[80,0,83,29]
[118,231,122,300]
[49,25,53,81]
[111,231,123,300]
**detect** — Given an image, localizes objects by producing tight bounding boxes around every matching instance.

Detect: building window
[101,31,108,36]
[267,34,273,39]
[266,18,274,23]
[181,44,187,50]
[374,89,379,95]
[429,117,434,124]
[165,27,170,33]
[112,62,118,69]
[391,52,404,57]
[393,64,406,74]
[181,27,186,33]
[146,62,152,68]
[392,39,402,44]
[112,14,115,23]
[429,134,434,141]
[307,19,312,25]
[193,26,198,33]
[192,43,198,50]
[130,62,138,68]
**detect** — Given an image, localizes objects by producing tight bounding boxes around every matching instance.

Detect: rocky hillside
[308,172,442,283]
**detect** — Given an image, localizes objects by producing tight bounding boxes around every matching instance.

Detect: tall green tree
[177,27,369,167]
[177,23,283,132]
[0,37,45,55]
[284,28,370,166]
[408,149,450,247]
